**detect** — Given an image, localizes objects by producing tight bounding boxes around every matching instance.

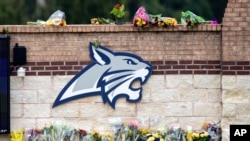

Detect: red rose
[79,129,87,136]
[114,4,121,9]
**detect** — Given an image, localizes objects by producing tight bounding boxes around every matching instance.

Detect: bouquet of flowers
[79,129,88,141]
[27,10,66,26]
[202,121,222,141]
[187,131,209,141]
[133,6,149,29]
[110,4,126,19]
[149,14,162,26]
[149,14,177,27]
[90,18,115,25]
[10,128,24,141]
[180,10,206,28]
[158,17,178,27]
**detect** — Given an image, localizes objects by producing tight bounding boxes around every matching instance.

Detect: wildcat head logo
[53,42,153,109]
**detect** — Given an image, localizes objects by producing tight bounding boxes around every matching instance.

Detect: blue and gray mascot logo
[53,42,153,109]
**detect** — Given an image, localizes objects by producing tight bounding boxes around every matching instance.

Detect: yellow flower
[192,133,200,138]
[147,136,155,141]
[152,133,159,138]
[203,131,209,137]
[10,128,24,141]
[136,17,146,27]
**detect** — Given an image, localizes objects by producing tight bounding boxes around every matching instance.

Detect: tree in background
[0,0,227,25]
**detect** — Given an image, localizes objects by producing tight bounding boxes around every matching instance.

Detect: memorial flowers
[133,6,149,29]
[79,129,87,141]
[10,128,24,141]
[110,3,126,24]
[157,17,178,27]
[27,10,66,26]
[180,10,218,28]
[10,121,221,141]
[110,4,126,19]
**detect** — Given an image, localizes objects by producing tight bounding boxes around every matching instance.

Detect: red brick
[208,60,221,64]
[158,65,171,69]
[180,70,193,74]
[173,65,186,69]
[194,60,207,64]
[237,61,250,65]
[187,65,200,69]
[65,61,79,65]
[38,71,51,76]
[31,66,44,70]
[179,60,192,64]
[237,71,249,75]
[74,66,83,70]
[244,66,250,70]
[51,61,64,65]
[222,61,236,65]
[208,70,221,74]
[230,66,243,70]
[152,71,165,75]
[166,70,178,75]
[67,71,79,75]
[52,71,66,75]
[194,70,207,74]
[165,61,178,65]
[222,71,236,75]
[60,66,73,70]
[201,65,214,69]
[26,72,37,76]
[46,66,59,70]
[37,62,50,66]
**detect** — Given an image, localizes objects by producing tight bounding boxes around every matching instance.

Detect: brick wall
[0,24,224,136]
[0,24,223,76]
[221,0,250,140]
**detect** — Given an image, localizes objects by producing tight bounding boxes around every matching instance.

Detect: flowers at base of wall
[10,121,221,141]
[10,128,23,141]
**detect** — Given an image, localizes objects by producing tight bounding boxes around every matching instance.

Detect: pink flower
[128,121,138,129]
[210,20,218,25]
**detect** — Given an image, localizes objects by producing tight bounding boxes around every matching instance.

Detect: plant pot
[115,17,124,25]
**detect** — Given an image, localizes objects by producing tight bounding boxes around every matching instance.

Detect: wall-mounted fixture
[17,67,26,77]
[13,43,26,66]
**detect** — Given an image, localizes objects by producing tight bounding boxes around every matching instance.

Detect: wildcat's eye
[126,59,137,65]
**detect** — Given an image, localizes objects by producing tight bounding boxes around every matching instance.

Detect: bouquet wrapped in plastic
[180,10,205,27]
[27,10,66,26]
[133,6,149,28]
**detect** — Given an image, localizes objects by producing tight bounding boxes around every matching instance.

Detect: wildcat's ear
[89,42,113,65]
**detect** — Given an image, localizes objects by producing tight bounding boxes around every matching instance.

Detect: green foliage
[110,4,126,19]
[181,11,206,27]
[0,0,227,25]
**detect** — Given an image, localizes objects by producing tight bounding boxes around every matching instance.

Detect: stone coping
[0,24,222,33]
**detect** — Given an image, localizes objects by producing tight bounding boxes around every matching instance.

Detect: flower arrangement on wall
[27,10,66,26]
[89,3,218,29]
[110,3,126,25]
[10,121,221,141]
